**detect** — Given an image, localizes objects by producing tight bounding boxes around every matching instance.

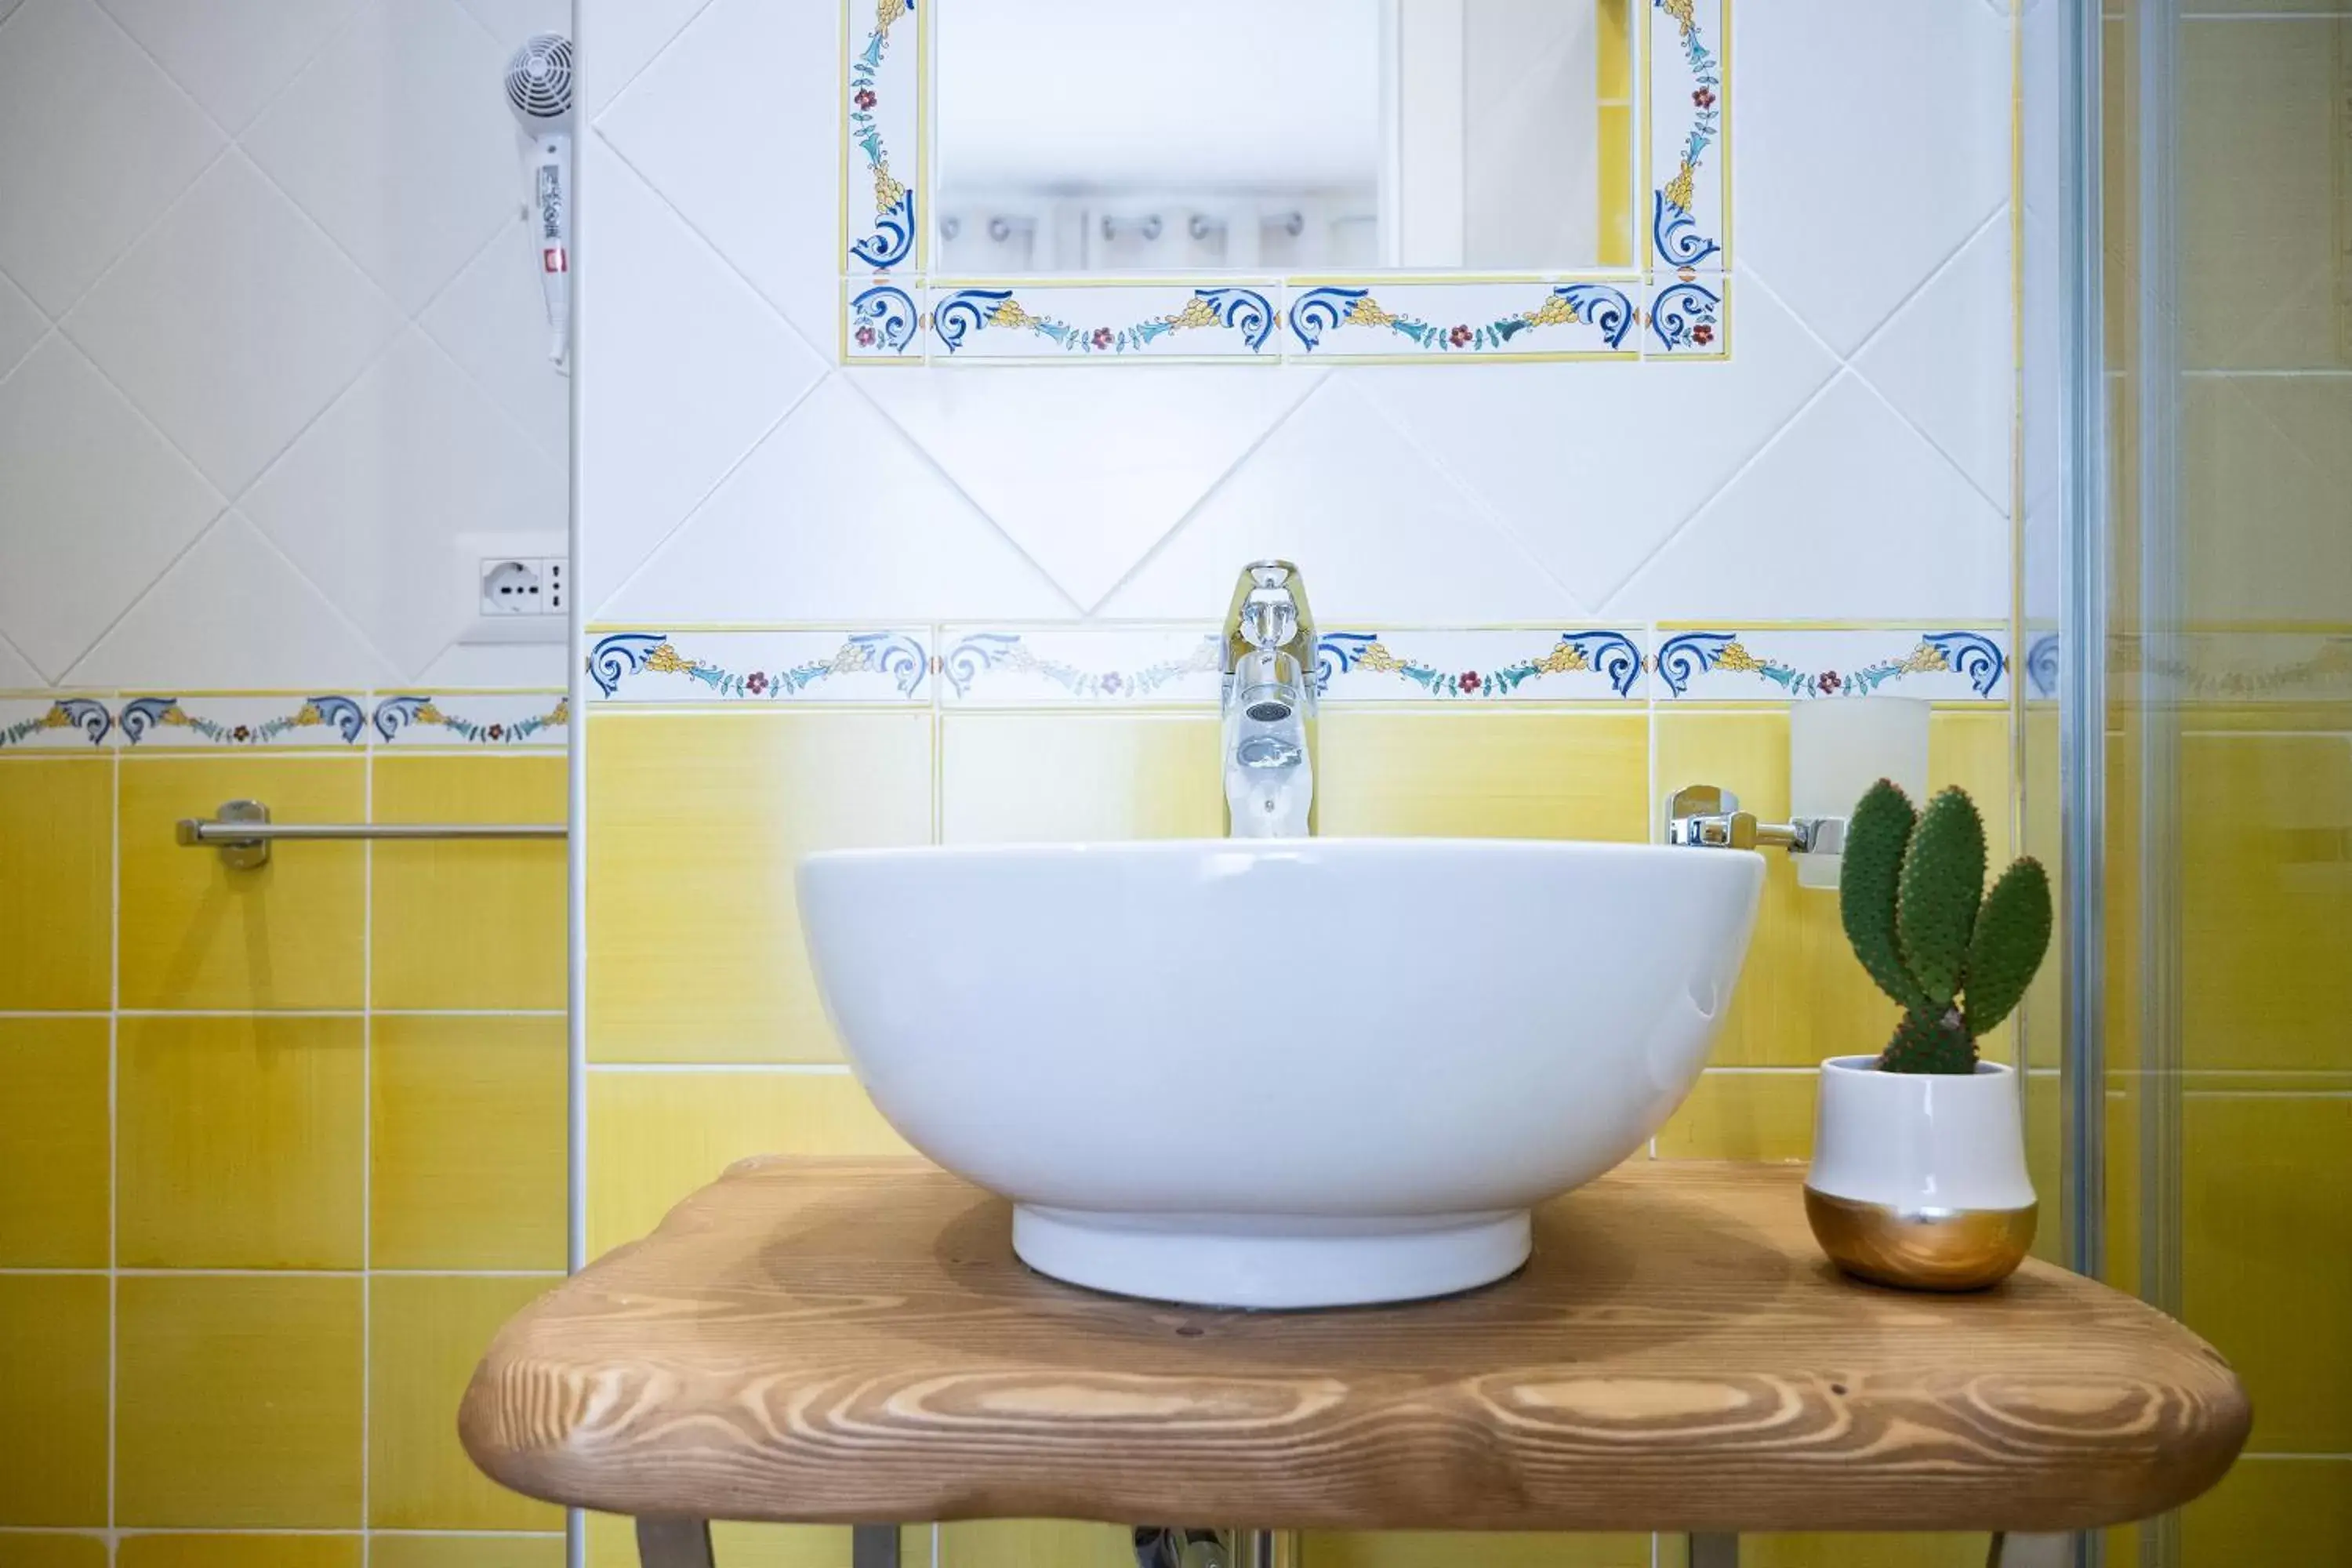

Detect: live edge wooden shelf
[461,1157,2246,1560]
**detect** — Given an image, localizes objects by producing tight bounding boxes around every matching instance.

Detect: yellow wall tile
[0,1276,107,1527]
[372,1014,566,1270]
[938,1521,1134,1568]
[1302,1532,1654,1568]
[370,1275,564,1531]
[0,1017,109,1266]
[117,1539,361,1568]
[585,1514,889,1568]
[586,711,932,1063]
[586,1069,912,1256]
[2180,1456,2351,1566]
[0,757,111,1009]
[1742,1535,1992,1568]
[1654,709,2018,1068]
[0,1536,108,1568]
[942,713,1221,843]
[369,1538,565,1568]
[2180,731,2352,1073]
[1318,710,1650,843]
[2181,1093,2350,1451]
[119,757,365,1009]
[117,1274,362,1527]
[372,753,567,1009]
[1653,1070,1817,1163]
[118,1014,364,1269]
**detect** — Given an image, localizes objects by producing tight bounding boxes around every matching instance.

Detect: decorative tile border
[1317,630,1648,701]
[0,692,573,750]
[2024,632,2060,700]
[2107,630,2352,704]
[1283,280,1639,360]
[939,626,1222,705]
[1653,628,2009,702]
[844,0,918,273]
[846,280,924,359]
[838,0,1736,365]
[1649,0,1726,273]
[119,694,372,748]
[1646,273,1725,356]
[586,630,931,703]
[372,692,570,747]
[0,695,114,750]
[927,284,1281,360]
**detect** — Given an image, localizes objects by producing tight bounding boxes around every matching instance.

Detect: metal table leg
[636,1519,715,1568]
[1690,1534,1739,1568]
[852,1524,902,1568]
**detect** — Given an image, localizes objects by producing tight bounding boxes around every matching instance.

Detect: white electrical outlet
[458,532,569,644]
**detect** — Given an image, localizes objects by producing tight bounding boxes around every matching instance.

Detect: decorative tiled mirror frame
[840,0,1728,365]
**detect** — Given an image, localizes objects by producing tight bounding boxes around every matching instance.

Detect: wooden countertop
[460,1158,2247,1534]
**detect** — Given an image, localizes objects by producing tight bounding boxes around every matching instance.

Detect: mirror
[933,0,1638,274]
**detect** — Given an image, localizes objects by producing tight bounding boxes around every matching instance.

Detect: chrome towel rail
[176,798,565,869]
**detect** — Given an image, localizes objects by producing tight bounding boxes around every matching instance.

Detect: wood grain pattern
[459,1159,2248,1534]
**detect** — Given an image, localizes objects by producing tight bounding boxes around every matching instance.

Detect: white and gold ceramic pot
[1805,1054,2037,1291]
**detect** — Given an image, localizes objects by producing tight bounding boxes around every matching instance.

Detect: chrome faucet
[1221,561,1316,837]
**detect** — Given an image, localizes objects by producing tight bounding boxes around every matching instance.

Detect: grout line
[358,752,374,1560]
[106,713,121,1546]
[585,1061,854,1075]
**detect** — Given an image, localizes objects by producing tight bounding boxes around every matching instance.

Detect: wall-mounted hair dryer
[504,34,574,372]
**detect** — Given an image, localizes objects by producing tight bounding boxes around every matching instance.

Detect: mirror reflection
[935,0,1635,274]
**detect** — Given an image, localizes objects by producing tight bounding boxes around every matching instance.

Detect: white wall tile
[0,632,42,689]
[1358,270,1841,610]
[64,153,405,495]
[579,0,707,116]
[858,365,1328,612]
[65,513,399,688]
[1098,378,1576,624]
[603,376,1073,623]
[449,0,567,49]
[413,637,568,688]
[242,0,519,312]
[1736,0,2009,357]
[419,213,572,459]
[1854,210,2015,513]
[1609,371,2009,620]
[0,272,45,383]
[0,0,25,28]
[96,0,363,132]
[595,0,839,348]
[0,336,223,679]
[0,0,223,314]
[242,328,568,677]
[575,138,826,608]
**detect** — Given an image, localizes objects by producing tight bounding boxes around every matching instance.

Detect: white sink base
[1011,1204,1533,1310]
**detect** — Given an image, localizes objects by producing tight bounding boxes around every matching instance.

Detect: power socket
[458,532,568,644]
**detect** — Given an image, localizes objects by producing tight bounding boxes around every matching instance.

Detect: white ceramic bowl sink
[798,839,1763,1308]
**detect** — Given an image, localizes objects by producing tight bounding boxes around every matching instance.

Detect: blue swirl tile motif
[846,0,916,270]
[942,630,1221,702]
[1316,631,1646,700]
[373,694,569,745]
[849,285,920,355]
[1288,283,1635,355]
[932,287,1276,357]
[2025,633,2060,700]
[118,695,368,746]
[0,698,111,748]
[1649,278,1722,353]
[1653,0,1724,269]
[587,630,928,701]
[1655,631,2007,700]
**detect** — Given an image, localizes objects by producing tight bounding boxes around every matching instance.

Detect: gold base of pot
[1804,1187,2036,1292]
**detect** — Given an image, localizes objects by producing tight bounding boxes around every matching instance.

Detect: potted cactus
[1804,781,2053,1290]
